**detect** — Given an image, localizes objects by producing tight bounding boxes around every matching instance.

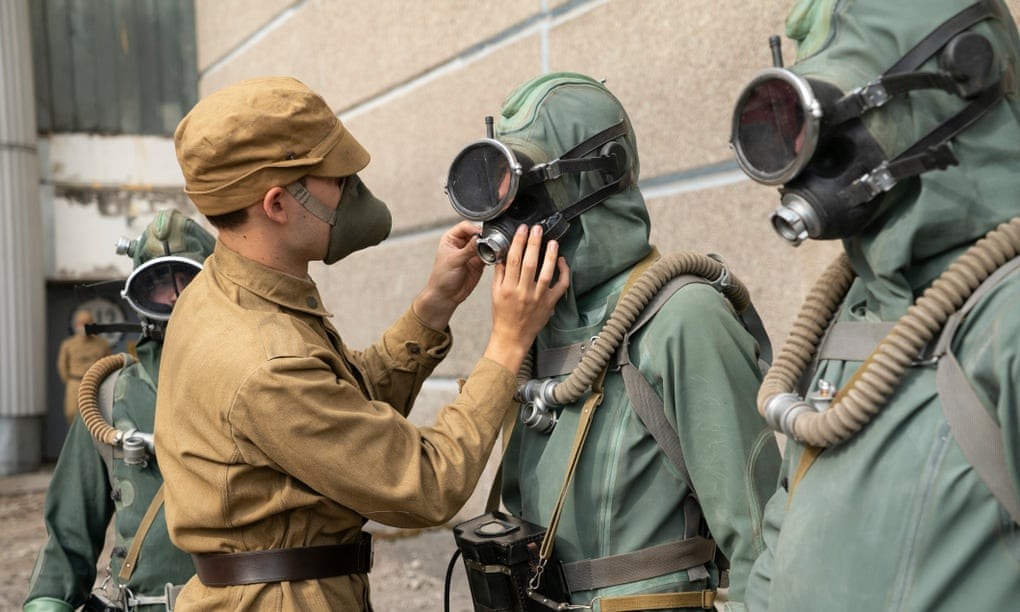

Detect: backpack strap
[934,255,1020,525]
[614,274,708,496]
[560,535,717,593]
[117,485,166,582]
[610,274,736,584]
[817,321,896,362]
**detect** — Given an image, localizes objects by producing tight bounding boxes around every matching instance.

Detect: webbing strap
[935,255,1020,525]
[484,405,519,512]
[616,275,706,497]
[816,321,896,362]
[598,589,717,611]
[561,536,716,592]
[118,485,165,582]
[536,370,606,566]
[537,342,588,379]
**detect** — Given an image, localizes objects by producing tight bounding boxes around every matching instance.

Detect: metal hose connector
[758,217,1020,447]
[517,252,753,406]
[79,353,128,446]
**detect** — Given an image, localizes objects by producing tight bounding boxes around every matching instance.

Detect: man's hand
[483,224,569,373]
[413,221,486,330]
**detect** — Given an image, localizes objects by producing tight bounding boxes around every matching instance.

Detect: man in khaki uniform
[55,309,110,424]
[155,76,569,611]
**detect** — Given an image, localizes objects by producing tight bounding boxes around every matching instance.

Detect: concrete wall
[43,0,1020,509]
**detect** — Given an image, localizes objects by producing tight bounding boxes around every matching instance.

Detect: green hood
[496,73,651,326]
[787,0,1020,318]
[128,208,216,267]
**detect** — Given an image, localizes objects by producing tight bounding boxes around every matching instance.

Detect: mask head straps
[828,0,1003,126]
[526,120,632,224]
[285,179,341,226]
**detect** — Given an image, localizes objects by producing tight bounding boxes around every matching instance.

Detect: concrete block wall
[190,0,1020,524]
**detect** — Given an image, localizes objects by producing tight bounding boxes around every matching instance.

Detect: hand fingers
[518,225,545,286]
[549,255,571,300]
[535,237,559,287]
[445,221,481,249]
[502,225,529,285]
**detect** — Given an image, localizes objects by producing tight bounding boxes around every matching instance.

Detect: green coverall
[497,73,782,611]
[745,1,1020,610]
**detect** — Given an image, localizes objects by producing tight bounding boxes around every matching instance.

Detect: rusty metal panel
[29,0,197,136]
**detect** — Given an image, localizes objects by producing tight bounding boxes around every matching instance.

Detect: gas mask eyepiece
[446,139,523,223]
[121,256,202,322]
[732,68,823,187]
[446,118,631,264]
[731,0,1006,245]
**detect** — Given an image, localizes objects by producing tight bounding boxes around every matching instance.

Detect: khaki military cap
[175,76,369,216]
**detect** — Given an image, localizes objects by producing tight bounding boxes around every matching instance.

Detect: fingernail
[517,224,528,235]
[531,225,542,237]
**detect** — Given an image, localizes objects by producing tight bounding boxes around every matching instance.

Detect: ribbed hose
[758,217,1020,447]
[517,252,752,405]
[78,353,127,446]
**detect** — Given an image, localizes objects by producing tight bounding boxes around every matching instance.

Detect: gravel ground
[0,464,475,611]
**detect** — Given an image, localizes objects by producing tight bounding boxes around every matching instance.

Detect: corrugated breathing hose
[516,252,752,406]
[759,216,1020,447]
[78,353,128,446]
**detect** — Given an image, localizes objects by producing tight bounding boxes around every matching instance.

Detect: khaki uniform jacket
[155,241,516,611]
[56,333,111,423]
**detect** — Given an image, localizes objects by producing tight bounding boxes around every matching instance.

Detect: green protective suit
[25,340,193,611]
[25,211,214,611]
[746,1,1020,610]
[497,73,782,610]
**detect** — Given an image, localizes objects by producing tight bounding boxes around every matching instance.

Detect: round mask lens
[122,256,202,321]
[447,141,519,221]
[732,69,819,185]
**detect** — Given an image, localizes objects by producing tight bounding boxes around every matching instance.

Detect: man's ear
[262,186,289,224]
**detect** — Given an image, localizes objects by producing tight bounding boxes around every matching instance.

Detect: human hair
[205,206,249,231]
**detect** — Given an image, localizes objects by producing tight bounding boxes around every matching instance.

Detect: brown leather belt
[192,532,373,586]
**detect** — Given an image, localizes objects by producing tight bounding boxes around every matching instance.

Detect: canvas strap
[533,368,607,583]
[934,255,1020,524]
[598,589,717,611]
[117,485,165,582]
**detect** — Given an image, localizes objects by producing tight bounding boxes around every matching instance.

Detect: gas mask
[120,256,202,325]
[731,0,1008,245]
[81,210,215,341]
[446,117,631,264]
[286,174,392,264]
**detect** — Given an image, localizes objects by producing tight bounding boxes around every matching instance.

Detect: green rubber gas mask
[730,0,1008,245]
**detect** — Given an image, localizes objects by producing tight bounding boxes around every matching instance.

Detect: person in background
[56,310,111,425]
[26,209,214,611]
